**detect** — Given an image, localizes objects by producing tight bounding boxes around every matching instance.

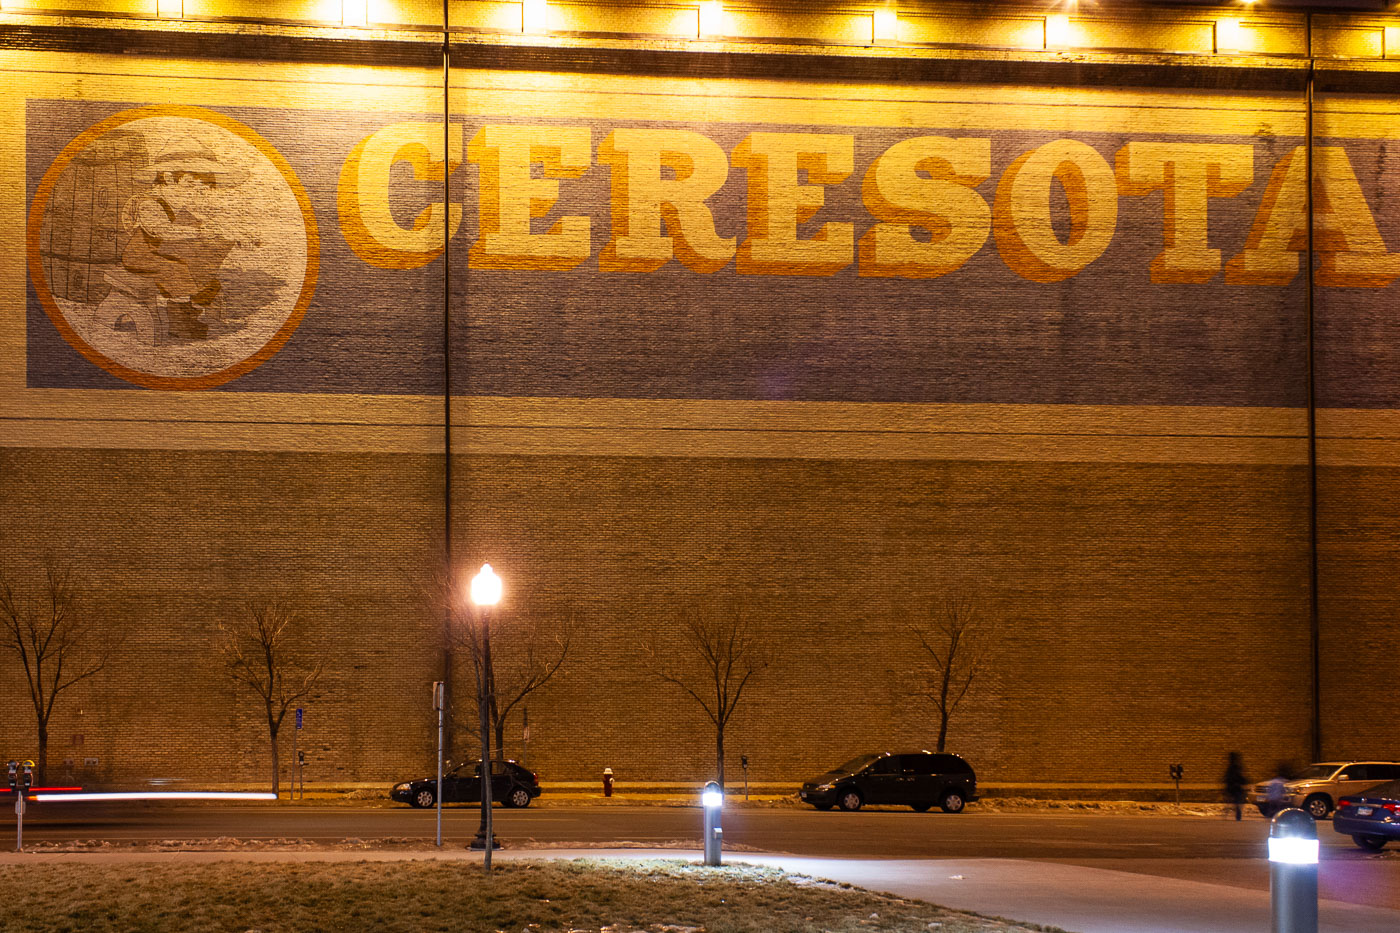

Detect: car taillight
[1340,797,1355,808]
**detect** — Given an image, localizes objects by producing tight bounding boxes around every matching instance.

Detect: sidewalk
[3,845,1396,933]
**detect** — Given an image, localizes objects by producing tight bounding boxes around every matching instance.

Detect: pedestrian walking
[1223,751,1247,821]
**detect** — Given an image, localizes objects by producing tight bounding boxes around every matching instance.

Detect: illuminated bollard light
[702,781,723,867]
[1269,808,1319,933]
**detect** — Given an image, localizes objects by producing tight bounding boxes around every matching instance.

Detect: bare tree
[908,590,998,753]
[451,604,572,761]
[645,598,770,788]
[0,558,106,784]
[418,564,573,763]
[217,600,322,797]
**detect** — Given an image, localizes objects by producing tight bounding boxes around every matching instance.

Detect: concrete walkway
[4,845,1398,932]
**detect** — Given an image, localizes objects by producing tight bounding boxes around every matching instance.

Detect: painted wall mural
[28,106,318,389]
[18,82,1400,411]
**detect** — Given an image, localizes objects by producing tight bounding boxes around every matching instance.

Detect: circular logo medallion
[28,105,319,390]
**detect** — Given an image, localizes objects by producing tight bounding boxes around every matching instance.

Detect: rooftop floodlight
[343,1,367,27]
[470,563,503,606]
[699,1,724,38]
[1217,18,1245,54]
[874,8,898,44]
[1045,14,1070,49]
[523,0,548,33]
[1268,808,1319,933]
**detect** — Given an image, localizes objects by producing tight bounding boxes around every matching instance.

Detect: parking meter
[11,760,34,852]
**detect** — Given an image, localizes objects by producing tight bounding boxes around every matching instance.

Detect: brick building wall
[0,3,1397,789]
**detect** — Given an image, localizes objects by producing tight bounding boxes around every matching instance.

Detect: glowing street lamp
[468,563,502,867]
[471,562,503,607]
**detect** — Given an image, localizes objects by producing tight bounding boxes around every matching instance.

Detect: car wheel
[1303,795,1332,820]
[911,802,932,812]
[506,787,532,809]
[1353,834,1388,851]
[412,788,436,809]
[940,791,966,814]
[837,790,863,812]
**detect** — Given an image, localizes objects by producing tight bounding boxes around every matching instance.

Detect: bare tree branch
[0,556,106,784]
[446,602,573,760]
[216,600,322,797]
[906,589,998,753]
[417,563,573,762]
[645,597,770,787]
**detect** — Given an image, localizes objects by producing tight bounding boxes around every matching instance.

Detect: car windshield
[833,754,881,774]
[1293,765,1341,781]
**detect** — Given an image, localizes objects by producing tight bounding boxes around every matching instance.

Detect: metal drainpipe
[442,0,455,756]
[1304,12,1322,765]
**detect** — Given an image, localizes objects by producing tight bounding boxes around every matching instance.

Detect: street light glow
[470,562,503,606]
[1267,836,1319,865]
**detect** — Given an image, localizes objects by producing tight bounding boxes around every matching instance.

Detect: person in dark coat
[1223,751,1248,821]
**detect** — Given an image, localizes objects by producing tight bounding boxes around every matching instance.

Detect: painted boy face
[164,172,216,214]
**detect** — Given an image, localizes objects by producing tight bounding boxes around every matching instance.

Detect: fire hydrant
[602,768,614,797]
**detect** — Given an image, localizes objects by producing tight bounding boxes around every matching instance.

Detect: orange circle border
[27,104,320,391]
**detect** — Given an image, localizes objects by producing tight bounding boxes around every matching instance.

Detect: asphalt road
[5,802,1399,912]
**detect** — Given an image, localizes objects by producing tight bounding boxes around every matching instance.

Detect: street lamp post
[468,562,502,867]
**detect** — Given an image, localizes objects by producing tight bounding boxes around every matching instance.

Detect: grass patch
[0,858,1067,933]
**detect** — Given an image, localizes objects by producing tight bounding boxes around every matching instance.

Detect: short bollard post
[702,781,723,867]
[1269,808,1319,933]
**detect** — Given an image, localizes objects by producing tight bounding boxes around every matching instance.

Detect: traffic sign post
[293,708,304,801]
[433,682,445,848]
[1169,764,1184,806]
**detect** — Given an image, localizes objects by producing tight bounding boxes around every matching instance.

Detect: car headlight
[817,783,834,791]
[394,783,410,792]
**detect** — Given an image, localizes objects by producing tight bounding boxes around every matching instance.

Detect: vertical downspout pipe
[1304,13,1322,765]
[442,0,455,754]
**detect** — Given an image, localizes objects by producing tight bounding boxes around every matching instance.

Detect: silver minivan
[1253,761,1400,819]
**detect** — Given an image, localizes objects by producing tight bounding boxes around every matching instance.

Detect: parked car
[1250,761,1400,820]
[1333,779,1400,850]
[391,759,541,809]
[800,751,977,813]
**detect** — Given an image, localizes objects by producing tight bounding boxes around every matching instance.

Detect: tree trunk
[494,715,506,762]
[936,713,949,753]
[269,722,281,798]
[37,720,49,786]
[715,727,725,790]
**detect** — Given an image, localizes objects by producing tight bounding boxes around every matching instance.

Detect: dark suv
[800,751,978,813]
